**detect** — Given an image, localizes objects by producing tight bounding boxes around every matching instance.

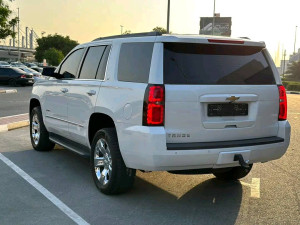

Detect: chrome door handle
[60,88,68,93]
[87,90,96,96]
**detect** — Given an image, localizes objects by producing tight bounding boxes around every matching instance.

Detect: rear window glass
[164,43,276,85]
[118,42,154,83]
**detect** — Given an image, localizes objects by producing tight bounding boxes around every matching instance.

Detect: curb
[287,91,300,95]
[0,120,29,132]
[0,89,17,94]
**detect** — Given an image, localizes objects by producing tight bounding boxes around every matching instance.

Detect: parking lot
[0,94,299,225]
[0,85,32,117]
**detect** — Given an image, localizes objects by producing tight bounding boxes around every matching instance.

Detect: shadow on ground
[2,147,243,225]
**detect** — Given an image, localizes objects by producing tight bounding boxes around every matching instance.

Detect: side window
[79,46,106,79]
[117,42,154,83]
[96,46,111,80]
[59,48,84,79]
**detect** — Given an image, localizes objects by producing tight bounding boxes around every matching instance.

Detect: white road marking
[240,178,260,198]
[0,113,28,119]
[251,178,260,198]
[0,153,90,225]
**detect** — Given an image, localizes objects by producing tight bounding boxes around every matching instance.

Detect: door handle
[60,88,68,93]
[87,90,96,96]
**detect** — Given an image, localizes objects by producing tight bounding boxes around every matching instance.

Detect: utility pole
[120,25,123,34]
[294,26,298,54]
[212,0,216,35]
[282,49,286,78]
[17,8,20,62]
[167,0,170,33]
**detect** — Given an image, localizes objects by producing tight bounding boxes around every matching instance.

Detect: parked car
[31,67,43,73]
[0,67,34,86]
[10,62,26,67]
[18,67,41,82]
[0,61,11,68]
[24,62,37,68]
[29,32,291,195]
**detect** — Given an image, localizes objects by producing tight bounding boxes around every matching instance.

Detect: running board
[49,133,90,158]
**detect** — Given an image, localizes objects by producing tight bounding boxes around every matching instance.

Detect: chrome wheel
[31,114,40,145]
[94,138,112,186]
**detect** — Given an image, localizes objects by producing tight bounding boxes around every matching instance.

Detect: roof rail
[93,32,162,41]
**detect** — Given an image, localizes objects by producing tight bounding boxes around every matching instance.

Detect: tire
[90,128,136,195]
[30,106,55,151]
[212,164,253,180]
[9,79,17,87]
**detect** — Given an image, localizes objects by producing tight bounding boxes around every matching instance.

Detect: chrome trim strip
[45,115,84,127]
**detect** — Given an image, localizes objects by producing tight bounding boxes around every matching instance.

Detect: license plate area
[208,103,248,117]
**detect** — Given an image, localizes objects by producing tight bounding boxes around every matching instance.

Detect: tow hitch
[234,154,250,169]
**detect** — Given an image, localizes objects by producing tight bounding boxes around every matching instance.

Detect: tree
[286,60,300,81]
[35,34,78,62]
[0,0,18,39]
[43,48,64,66]
[122,30,131,35]
[152,26,168,34]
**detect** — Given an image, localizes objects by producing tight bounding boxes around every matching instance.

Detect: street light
[294,26,298,54]
[212,0,216,35]
[120,25,123,35]
[167,0,170,33]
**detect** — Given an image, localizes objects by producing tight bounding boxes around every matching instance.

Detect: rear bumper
[18,78,34,84]
[117,120,291,171]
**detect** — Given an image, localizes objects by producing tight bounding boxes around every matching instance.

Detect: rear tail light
[20,75,26,78]
[143,85,165,126]
[278,85,287,120]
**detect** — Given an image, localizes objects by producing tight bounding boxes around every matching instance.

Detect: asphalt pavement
[0,85,32,117]
[0,94,299,225]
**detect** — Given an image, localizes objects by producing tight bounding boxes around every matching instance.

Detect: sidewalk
[0,113,29,132]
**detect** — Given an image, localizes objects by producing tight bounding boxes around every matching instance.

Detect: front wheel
[212,164,253,180]
[30,106,55,151]
[91,128,136,195]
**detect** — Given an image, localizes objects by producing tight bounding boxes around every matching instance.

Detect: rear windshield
[164,43,276,85]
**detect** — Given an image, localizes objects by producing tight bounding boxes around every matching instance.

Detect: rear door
[163,42,279,144]
[67,45,111,146]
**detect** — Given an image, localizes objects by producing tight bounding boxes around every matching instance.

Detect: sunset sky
[7,0,300,64]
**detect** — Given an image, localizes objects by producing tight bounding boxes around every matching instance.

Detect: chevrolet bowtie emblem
[226,96,240,102]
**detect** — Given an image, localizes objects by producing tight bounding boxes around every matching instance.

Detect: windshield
[164,43,276,85]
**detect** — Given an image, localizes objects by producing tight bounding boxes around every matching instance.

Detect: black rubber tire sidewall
[90,128,136,195]
[30,106,55,151]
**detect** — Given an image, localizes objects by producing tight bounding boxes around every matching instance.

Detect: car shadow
[2,147,243,225]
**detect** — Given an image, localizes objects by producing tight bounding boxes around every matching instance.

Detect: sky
[7,0,300,65]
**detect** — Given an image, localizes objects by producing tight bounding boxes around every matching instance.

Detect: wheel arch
[29,98,41,115]
[88,112,117,146]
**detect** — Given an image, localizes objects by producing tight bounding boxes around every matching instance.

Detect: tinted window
[118,43,154,83]
[79,46,106,79]
[164,43,276,85]
[60,48,84,78]
[96,46,111,80]
[0,68,23,75]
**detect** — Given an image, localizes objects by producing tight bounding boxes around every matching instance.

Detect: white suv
[30,33,291,195]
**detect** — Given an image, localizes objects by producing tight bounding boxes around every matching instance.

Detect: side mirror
[42,67,59,78]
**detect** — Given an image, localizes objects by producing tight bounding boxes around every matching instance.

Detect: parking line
[0,153,89,225]
[251,178,260,198]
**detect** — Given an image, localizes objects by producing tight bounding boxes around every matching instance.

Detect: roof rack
[93,32,162,41]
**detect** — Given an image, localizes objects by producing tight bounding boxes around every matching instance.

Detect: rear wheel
[30,106,55,151]
[9,79,17,87]
[91,128,136,195]
[212,164,253,180]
